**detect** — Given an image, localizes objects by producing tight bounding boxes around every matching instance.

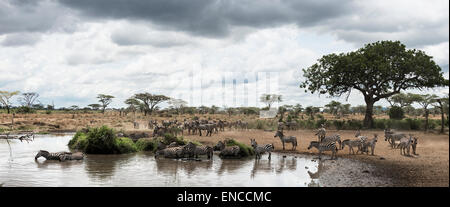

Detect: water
[0,134,320,187]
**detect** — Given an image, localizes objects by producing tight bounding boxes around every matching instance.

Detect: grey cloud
[111,27,189,47]
[58,0,353,38]
[0,0,77,35]
[1,33,41,47]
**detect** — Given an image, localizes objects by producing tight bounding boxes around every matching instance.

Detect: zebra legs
[268,152,271,160]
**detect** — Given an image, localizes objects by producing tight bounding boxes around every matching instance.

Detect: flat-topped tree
[300,40,448,128]
[97,94,114,113]
[133,93,169,116]
[0,90,20,114]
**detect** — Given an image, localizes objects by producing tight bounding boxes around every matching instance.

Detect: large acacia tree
[300,41,448,128]
[133,93,170,116]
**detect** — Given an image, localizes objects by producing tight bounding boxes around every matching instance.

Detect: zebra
[219,146,241,158]
[321,134,342,150]
[355,129,368,143]
[250,139,274,160]
[35,150,84,161]
[194,145,214,159]
[411,136,418,155]
[274,130,297,150]
[398,135,414,156]
[155,146,184,158]
[213,141,225,151]
[361,134,378,155]
[341,139,364,154]
[197,124,214,136]
[307,141,338,160]
[384,130,406,148]
[315,126,326,142]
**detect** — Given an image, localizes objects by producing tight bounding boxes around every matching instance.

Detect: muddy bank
[312,157,392,187]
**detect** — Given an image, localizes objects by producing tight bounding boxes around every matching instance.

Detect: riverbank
[182,129,448,187]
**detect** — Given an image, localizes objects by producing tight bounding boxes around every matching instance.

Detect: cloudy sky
[0,0,448,109]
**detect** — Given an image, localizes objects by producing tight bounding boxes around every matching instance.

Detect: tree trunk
[363,99,374,128]
[437,100,444,134]
[6,106,10,114]
[424,109,429,133]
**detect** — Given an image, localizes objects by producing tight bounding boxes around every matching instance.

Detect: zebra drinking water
[250,139,274,160]
[35,150,84,161]
[194,145,214,159]
[274,130,297,150]
[307,141,338,160]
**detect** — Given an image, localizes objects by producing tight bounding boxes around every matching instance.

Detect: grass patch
[115,137,138,153]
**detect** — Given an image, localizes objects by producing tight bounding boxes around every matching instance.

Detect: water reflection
[84,154,135,181]
[155,158,213,176]
[217,158,254,176]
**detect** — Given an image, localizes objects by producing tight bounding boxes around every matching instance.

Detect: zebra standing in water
[250,139,275,160]
[194,145,214,159]
[35,150,84,161]
[274,130,297,150]
[307,141,338,160]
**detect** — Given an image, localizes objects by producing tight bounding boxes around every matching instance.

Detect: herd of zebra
[133,119,249,137]
[145,120,420,161]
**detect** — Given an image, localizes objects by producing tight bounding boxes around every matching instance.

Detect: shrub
[115,137,138,153]
[389,106,404,120]
[332,120,344,130]
[85,126,117,154]
[225,139,254,157]
[16,106,35,114]
[135,138,157,151]
[68,131,88,151]
[373,119,386,129]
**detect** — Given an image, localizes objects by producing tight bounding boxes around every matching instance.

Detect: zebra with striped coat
[398,135,414,156]
[341,139,364,154]
[35,150,84,161]
[274,130,297,150]
[194,145,213,159]
[219,146,240,158]
[362,134,378,155]
[250,139,275,160]
[308,141,338,160]
[321,134,342,149]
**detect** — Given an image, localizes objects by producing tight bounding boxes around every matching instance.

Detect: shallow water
[0,134,321,187]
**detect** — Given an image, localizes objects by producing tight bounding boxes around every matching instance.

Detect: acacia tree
[133,93,169,116]
[88,104,101,111]
[300,41,448,128]
[19,92,40,108]
[432,97,447,134]
[416,94,438,133]
[97,94,114,113]
[167,98,187,114]
[260,94,282,109]
[0,90,20,114]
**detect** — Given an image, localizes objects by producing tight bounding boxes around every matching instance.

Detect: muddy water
[0,134,321,187]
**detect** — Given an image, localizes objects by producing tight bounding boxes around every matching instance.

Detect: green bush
[16,106,35,114]
[332,120,344,130]
[373,119,386,129]
[85,126,117,154]
[115,137,138,153]
[135,138,157,152]
[225,139,254,157]
[68,131,89,151]
[389,106,404,120]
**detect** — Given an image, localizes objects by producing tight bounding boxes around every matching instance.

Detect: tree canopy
[300,40,448,127]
